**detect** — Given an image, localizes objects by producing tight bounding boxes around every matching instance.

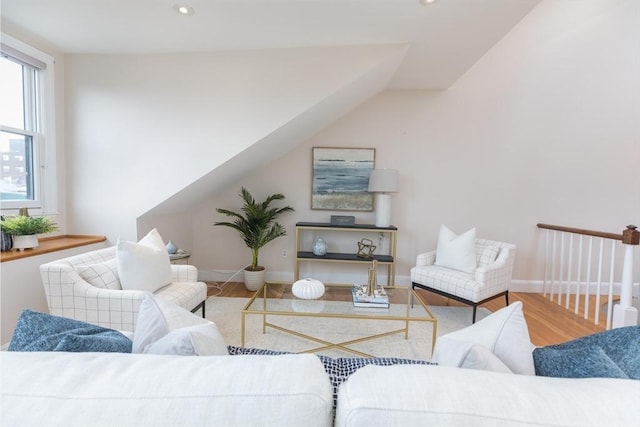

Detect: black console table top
[296,222,397,231]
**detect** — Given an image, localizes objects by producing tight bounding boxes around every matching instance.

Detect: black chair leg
[472,305,477,323]
[191,300,206,318]
[505,292,509,307]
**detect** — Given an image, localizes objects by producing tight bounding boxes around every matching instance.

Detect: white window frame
[0,33,57,215]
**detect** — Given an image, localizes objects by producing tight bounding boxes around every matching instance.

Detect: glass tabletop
[243,282,435,321]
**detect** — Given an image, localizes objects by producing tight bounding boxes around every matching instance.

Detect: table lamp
[367,169,399,227]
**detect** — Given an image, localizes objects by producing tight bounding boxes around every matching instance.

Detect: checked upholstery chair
[411,236,516,323]
[40,246,207,332]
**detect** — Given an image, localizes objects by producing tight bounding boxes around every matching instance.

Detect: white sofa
[40,246,207,332]
[1,350,638,427]
[5,279,638,426]
[335,363,640,427]
[335,301,640,426]
[0,351,334,427]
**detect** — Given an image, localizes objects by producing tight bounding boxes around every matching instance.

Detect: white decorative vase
[244,268,265,291]
[166,240,178,254]
[312,237,327,256]
[12,235,39,251]
[292,278,325,299]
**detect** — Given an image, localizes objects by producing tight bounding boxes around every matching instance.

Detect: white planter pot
[244,268,266,291]
[12,235,39,251]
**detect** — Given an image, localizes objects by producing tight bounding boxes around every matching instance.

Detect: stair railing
[537,223,639,329]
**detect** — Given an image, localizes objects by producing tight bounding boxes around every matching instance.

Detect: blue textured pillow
[8,309,132,353]
[533,346,628,379]
[534,325,640,379]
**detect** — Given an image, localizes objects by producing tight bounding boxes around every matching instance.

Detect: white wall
[195,0,640,287]
[64,45,404,243]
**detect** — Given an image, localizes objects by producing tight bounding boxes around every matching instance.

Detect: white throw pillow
[432,338,512,373]
[433,301,535,375]
[117,228,172,293]
[76,259,122,290]
[434,225,477,273]
[133,293,228,356]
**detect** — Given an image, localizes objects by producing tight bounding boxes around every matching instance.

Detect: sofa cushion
[8,309,131,353]
[432,301,535,375]
[533,325,640,379]
[133,293,228,356]
[335,364,640,427]
[117,228,172,293]
[411,265,479,300]
[0,351,333,427]
[434,225,477,273]
[227,345,433,412]
[76,259,122,290]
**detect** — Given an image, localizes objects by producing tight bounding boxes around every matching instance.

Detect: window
[0,34,56,213]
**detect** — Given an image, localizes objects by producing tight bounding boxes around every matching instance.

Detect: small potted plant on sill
[0,214,59,250]
[215,187,294,291]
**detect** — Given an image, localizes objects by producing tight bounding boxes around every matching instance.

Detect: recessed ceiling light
[173,4,195,16]
[419,0,438,5]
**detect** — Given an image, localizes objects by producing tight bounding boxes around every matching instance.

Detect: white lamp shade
[368,169,399,193]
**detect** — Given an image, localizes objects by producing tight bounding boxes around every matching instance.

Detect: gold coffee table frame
[241,282,437,358]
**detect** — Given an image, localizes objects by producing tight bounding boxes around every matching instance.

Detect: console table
[294,222,398,287]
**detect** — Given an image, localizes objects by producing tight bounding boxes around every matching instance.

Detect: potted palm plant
[215,187,294,291]
[0,214,58,250]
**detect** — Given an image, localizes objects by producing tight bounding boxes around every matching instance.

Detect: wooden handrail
[537,223,639,245]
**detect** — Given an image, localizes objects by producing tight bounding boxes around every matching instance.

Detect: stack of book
[351,285,389,308]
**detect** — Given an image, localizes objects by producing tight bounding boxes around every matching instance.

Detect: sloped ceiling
[1,0,540,90]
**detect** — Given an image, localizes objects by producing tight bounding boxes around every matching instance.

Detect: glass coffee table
[241,282,437,358]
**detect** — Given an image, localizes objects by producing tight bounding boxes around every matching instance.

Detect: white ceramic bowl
[292,278,325,299]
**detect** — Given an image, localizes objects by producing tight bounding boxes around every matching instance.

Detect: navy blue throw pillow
[9,309,132,353]
[533,325,640,379]
[533,346,628,379]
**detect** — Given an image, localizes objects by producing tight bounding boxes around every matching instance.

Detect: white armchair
[410,238,516,323]
[40,246,207,332]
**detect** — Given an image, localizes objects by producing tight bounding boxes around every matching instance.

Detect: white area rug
[206,297,490,361]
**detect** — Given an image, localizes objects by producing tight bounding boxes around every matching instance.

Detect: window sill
[0,235,107,262]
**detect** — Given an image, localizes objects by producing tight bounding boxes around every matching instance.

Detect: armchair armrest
[474,247,511,287]
[170,264,198,282]
[416,250,437,267]
[41,264,145,331]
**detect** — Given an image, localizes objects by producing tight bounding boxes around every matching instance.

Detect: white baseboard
[510,280,544,293]
[199,269,638,297]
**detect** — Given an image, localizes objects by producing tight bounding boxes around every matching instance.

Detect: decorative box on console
[330,215,355,226]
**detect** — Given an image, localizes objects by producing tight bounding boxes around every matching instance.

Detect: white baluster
[606,242,616,330]
[543,229,550,297]
[595,238,604,326]
[584,236,593,320]
[575,235,583,315]
[612,225,639,328]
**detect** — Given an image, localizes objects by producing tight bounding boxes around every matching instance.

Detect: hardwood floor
[206,282,606,347]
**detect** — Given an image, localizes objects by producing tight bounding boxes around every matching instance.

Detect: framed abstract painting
[311,147,375,211]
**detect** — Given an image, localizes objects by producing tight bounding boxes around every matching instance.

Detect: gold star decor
[356,238,376,259]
